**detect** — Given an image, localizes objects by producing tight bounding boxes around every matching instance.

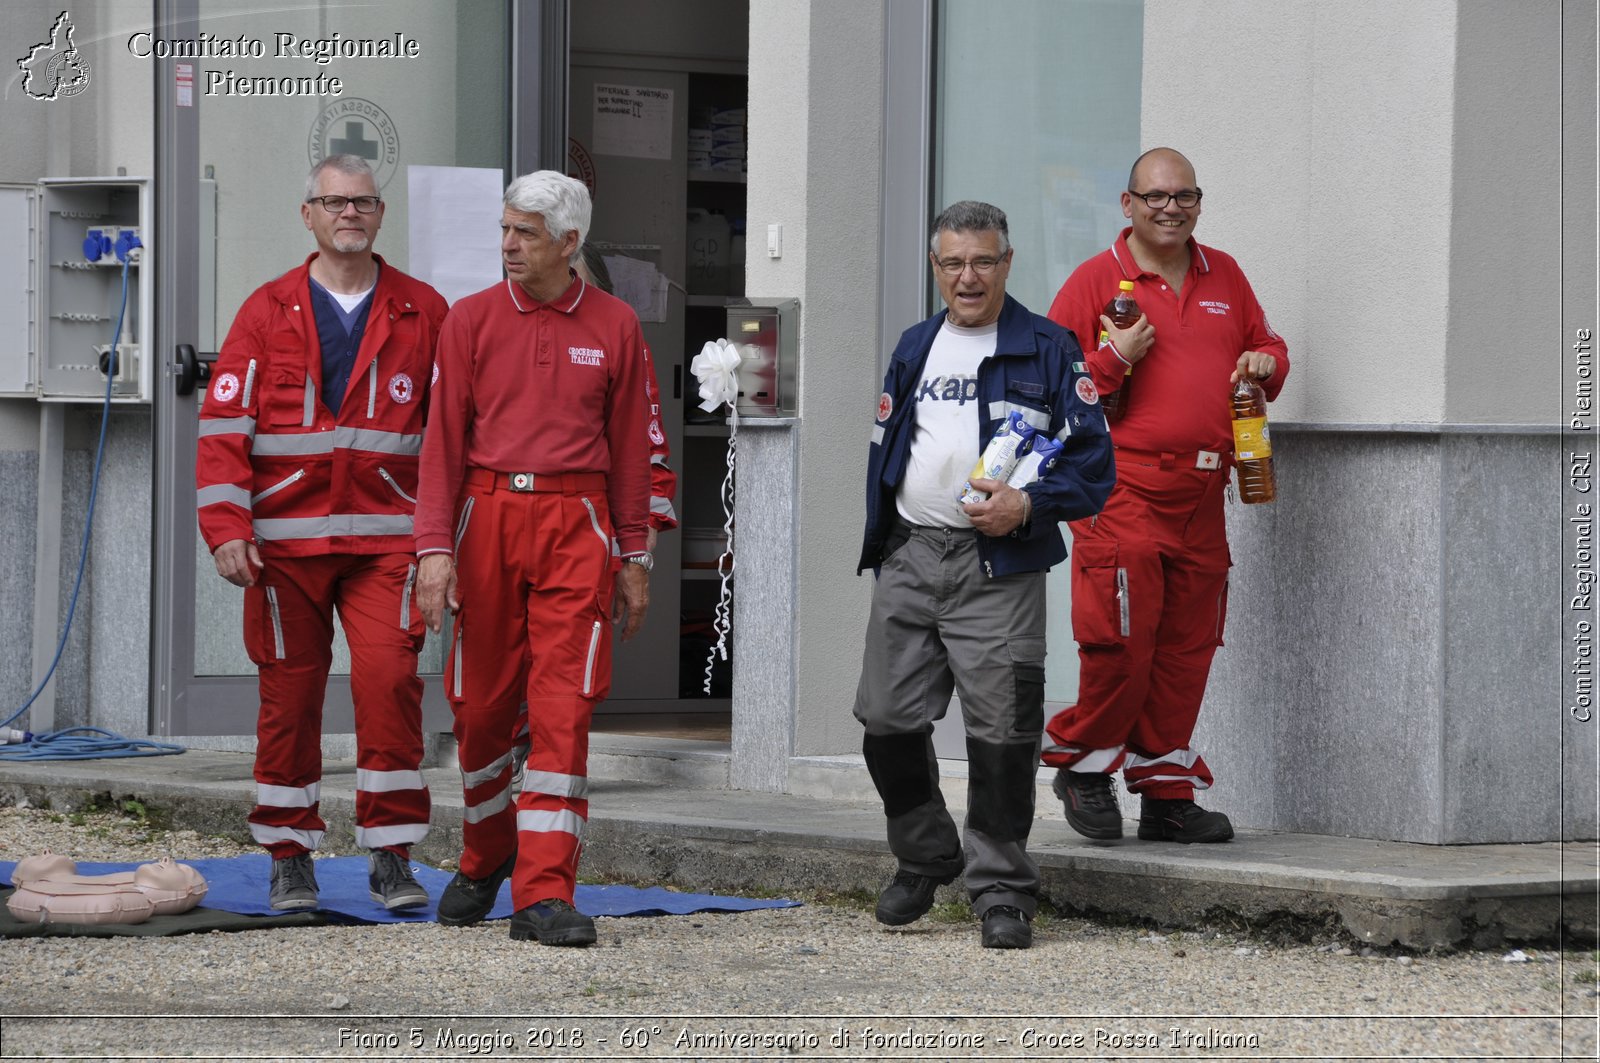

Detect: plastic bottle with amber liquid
[1098,280,1140,422]
[1229,375,1276,503]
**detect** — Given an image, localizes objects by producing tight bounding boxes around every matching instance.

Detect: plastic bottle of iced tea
[1230,375,1277,504]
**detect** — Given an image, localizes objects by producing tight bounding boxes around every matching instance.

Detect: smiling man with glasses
[853,200,1114,949]
[1040,147,1290,847]
[196,154,449,914]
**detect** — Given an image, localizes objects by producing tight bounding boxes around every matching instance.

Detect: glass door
[152,0,557,735]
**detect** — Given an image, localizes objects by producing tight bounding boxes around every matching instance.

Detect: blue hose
[0,250,184,761]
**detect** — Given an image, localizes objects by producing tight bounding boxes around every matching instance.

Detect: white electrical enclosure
[0,186,39,396]
[27,177,154,403]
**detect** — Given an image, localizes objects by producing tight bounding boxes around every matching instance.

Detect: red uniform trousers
[1042,454,1231,798]
[446,469,615,908]
[244,552,431,857]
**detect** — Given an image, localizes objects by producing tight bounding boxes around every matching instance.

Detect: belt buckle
[508,472,536,492]
[1196,450,1221,470]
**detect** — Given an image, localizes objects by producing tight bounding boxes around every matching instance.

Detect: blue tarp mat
[0,855,799,926]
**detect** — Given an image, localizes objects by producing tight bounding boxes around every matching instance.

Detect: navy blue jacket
[857,294,1115,577]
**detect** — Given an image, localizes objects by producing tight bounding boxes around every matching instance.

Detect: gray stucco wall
[747,0,882,763]
[1201,430,1590,843]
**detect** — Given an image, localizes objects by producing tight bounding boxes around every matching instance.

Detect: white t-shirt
[895,319,997,528]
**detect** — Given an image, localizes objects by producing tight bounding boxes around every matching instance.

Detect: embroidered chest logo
[1199,299,1232,317]
[212,372,240,403]
[388,372,415,404]
[569,346,606,366]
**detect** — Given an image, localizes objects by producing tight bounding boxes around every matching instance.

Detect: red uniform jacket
[196,254,448,557]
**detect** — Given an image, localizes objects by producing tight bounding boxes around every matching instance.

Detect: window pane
[933,0,1142,706]
[934,0,1143,314]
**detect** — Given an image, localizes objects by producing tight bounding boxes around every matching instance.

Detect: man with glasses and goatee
[1042,148,1290,847]
[196,154,448,914]
[854,200,1114,949]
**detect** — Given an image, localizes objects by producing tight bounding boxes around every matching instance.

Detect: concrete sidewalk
[0,737,1593,950]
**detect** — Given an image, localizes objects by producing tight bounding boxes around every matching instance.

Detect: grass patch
[927,901,971,924]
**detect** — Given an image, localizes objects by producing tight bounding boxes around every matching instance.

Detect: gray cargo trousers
[853,524,1046,918]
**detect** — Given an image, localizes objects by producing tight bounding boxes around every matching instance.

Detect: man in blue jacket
[854,200,1114,949]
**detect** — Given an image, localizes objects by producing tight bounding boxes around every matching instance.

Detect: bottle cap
[1119,280,1135,291]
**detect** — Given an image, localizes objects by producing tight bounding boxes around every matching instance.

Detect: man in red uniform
[414,171,651,947]
[1042,148,1290,844]
[196,155,448,911]
[503,245,677,778]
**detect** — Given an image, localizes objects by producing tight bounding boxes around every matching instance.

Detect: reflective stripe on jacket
[197,253,449,557]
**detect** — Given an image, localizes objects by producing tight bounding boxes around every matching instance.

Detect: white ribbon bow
[690,338,742,414]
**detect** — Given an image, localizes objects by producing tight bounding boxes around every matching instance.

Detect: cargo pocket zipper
[379,467,417,505]
[582,620,602,696]
[400,563,416,628]
[252,468,305,505]
[1116,567,1130,638]
[265,587,286,659]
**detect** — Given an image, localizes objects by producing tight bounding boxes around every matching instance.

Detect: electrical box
[725,298,798,418]
[0,177,153,403]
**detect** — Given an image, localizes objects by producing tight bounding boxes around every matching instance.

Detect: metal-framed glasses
[934,254,1007,276]
[306,195,382,214]
[1129,189,1202,209]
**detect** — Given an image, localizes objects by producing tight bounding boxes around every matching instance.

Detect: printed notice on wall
[593,83,673,160]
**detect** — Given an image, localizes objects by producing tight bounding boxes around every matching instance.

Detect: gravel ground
[1,806,1595,1061]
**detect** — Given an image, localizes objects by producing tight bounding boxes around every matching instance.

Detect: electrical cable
[0,246,184,761]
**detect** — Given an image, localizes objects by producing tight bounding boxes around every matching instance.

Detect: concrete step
[0,748,1592,950]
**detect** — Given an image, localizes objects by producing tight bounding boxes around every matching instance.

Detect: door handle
[173,344,217,397]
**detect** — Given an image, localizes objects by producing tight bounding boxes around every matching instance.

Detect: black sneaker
[509,898,596,946]
[436,851,516,926]
[875,869,940,926]
[368,849,429,911]
[980,905,1033,949]
[1052,768,1123,839]
[1137,796,1234,843]
[268,853,319,911]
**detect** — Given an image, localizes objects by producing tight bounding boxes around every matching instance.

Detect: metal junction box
[725,297,797,418]
[0,177,153,402]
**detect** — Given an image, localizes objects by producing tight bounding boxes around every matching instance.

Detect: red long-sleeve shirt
[1049,229,1289,455]
[414,274,650,557]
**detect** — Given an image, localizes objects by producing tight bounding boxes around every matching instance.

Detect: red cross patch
[876,392,893,422]
[212,372,240,403]
[388,372,415,404]
[1075,377,1099,406]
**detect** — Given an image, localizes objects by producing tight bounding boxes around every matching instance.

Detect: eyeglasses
[934,255,1007,275]
[306,195,382,214]
[1129,189,1202,209]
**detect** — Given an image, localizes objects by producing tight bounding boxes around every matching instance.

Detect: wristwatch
[624,553,654,572]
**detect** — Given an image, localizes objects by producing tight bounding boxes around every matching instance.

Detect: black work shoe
[1137,796,1234,843]
[368,849,429,911]
[980,905,1033,949]
[875,869,940,926]
[268,853,319,911]
[509,898,597,946]
[1052,768,1124,840]
[436,851,516,926]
